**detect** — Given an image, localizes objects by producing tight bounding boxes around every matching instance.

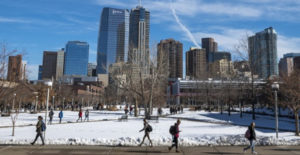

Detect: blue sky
[1,0,300,80]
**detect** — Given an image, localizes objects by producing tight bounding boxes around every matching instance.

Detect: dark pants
[170,136,178,150]
[32,132,44,145]
[49,117,53,124]
[84,116,89,121]
[77,116,82,122]
[59,118,62,123]
[140,132,153,146]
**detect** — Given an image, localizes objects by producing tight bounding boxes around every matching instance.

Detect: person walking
[139,119,153,147]
[48,109,54,125]
[130,106,133,116]
[124,106,129,115]
[58,110,63,124]
[77,109,83,122]
[243,122,257,154]
[31,116,45,145]
[84,109,89,122]
[169,119,181,153]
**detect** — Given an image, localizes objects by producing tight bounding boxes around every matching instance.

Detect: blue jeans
[244,139,255,153]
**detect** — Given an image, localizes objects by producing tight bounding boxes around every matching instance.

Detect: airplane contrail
[170,1,200,48]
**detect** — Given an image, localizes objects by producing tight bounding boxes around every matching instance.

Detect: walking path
[0,145,299,155]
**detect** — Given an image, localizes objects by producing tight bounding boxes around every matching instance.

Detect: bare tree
[234,34,260,120]
[280,69,300,136]
[110,43,168,118]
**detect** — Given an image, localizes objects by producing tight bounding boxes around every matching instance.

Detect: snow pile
[1,135,300,146]
[1,111,300,146]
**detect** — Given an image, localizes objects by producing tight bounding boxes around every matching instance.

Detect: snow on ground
[169,109,297,131]
[0,108,299,146]
[0,110,126,127]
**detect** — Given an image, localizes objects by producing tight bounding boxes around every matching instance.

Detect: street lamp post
[272,82,279,139]
[35,96,39,112]
[44,81,52,140]
[63,97,65,110]
[12,93,16,113]
[52,96,55,110]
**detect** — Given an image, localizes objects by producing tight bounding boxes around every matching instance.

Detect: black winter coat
[248,126,256,140]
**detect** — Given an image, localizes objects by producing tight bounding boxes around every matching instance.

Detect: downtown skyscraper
[248,27,278,79]
[128,5,150,73]
[96,7,129,74]
[7,55,23,82]
[64,41,89,76]
[157,39,183,79]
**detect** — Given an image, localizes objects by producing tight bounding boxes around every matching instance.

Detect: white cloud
[26,64,39,80]
[0,17,30,23]
[186,27,300,60]
[277,35,300,59]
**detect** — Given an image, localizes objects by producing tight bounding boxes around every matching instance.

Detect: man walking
[58,110,63,124]
[48,109,54,125]
[243,122,257,154]
[31,116,45,145]
[77,109,83,122]
[139,119,153,147]
[84,109,89,122]
[169,119,181,153]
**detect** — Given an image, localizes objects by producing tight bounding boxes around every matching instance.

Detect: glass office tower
[248,27,278,79]
[128,5,150,73]
[64,41,89,76]
[96,7,129,74]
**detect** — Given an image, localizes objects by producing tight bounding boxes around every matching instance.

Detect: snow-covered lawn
[0,109,300,146]
[0,110,126,127]
[168,110,297,131]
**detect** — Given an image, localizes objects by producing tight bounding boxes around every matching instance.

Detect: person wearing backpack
[139,119,153,147]
[31,116,45,145]
[243,122,257,154]
[49,109,54,125]
[58,110,63,124]
[169,119,181,153]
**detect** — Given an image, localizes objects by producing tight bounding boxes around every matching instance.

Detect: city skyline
[1,0,300,80]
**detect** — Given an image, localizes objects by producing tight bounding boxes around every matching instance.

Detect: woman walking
[244,122,257,154]
[139,119,153,147]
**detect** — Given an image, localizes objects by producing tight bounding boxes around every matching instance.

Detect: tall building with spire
[97,7,129,74]
[128,3,150,73]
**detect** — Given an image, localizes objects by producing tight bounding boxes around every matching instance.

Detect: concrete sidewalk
[0,145,300,155]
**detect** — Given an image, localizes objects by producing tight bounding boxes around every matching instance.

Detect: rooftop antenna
[139,0,142,7]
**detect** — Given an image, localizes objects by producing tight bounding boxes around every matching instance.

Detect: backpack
[245,129,250,139]
[41,121,46,132]
[146,124,153,132]
[169,125,176,135]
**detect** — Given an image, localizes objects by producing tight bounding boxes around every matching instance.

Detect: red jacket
[79,111,83,117]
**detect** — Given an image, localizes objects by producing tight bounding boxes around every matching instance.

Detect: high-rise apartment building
[278,53,300,77]
[210,59,234,79]
[293,56,300,71]
[186,48,207,79]
[64,41,89,76]
[128,5,150,73]
[202,38,218,63]
[157,39,183,79]
[42,51,57,80]
[210,51,231,62]
[97,7,129,74]
[248,27,278,79]
[7,55,23,82]
[88,63,97,77]
[38,65,43,80]
[56,48,64,80]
